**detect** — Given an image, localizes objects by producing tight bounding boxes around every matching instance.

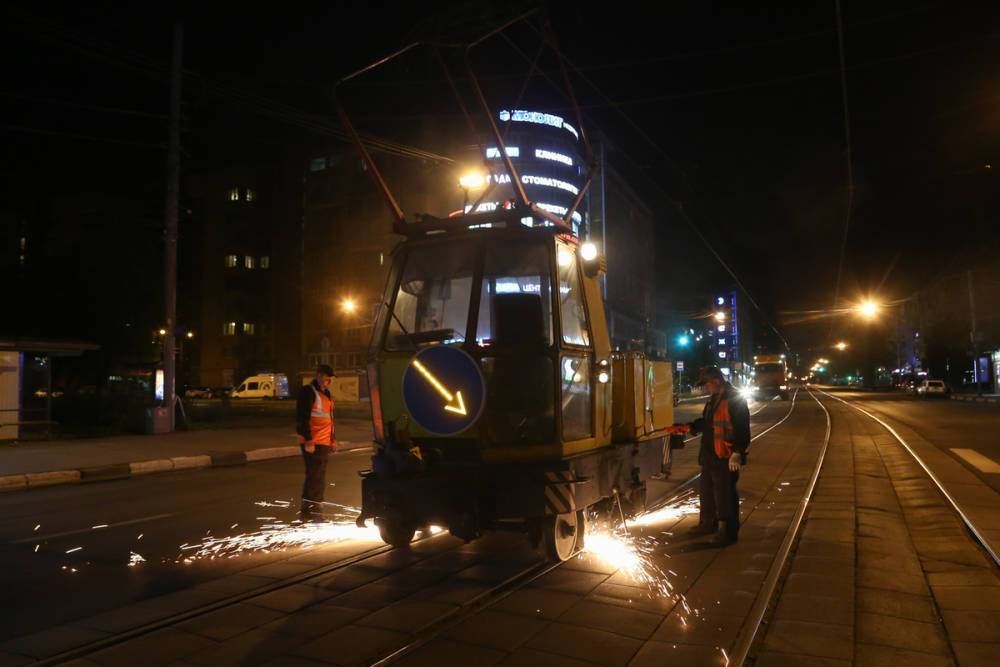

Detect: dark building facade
[186,163,302,388]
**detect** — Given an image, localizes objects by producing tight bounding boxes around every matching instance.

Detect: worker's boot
[686,521,717,537]
[710,520,738,547]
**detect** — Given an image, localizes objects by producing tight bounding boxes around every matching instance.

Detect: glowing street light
[186,331,195,339]
[714,311,727,322]
[458,171,486,190]
[835,341,848,351]
[857,300,879,319]
[677,335,690,347]
[341,298,357,314]
[158,328,167,336]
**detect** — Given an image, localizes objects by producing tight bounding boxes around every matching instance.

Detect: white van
[231,374,290,399]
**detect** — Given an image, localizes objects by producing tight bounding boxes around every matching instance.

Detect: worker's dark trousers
[300,445,331,518]
[698,466,740,538]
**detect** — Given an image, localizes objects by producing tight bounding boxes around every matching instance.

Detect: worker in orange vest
[296,364,337,520]
[686,366,750,546]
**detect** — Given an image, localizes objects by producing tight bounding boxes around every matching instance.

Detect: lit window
[485,146,520,158]
[245,189,256,202]
[228,188,240,202]
[223,322,236,336]
[309,157,326,171]
[717,325,726,332]
[718,351,727,359]
[260,256,270,269]
[243,322,255,336]
[245,256,255,270]
[225,255,238,268]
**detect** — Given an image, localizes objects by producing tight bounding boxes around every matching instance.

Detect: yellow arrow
[411,359,468,416]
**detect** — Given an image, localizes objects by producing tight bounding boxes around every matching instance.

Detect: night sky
[5,1,999,357]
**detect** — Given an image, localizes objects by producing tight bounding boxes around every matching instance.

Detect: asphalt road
[829,390,1000,493]
[0,396,781,643]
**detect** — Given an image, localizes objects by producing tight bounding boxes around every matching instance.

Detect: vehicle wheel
[541,510,584,562]
[377,518,416,547]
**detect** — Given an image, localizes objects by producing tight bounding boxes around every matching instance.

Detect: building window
[310,157,327,172]
[223,322,236,336]
[260,256,270,269]
[245,256,255,270]
[245,188,256,202]
[243,322,255,336]
[228,188,240,202]
[718,351,727,359]
[225,254,238,268]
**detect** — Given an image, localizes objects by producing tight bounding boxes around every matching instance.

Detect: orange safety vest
[309,385,335,446]
[711,398,735,459]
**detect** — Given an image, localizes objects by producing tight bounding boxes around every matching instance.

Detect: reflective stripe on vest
[712,398,735,458]
[309,386,335,445]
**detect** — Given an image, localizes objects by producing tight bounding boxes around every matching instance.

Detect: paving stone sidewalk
[757,398,1000,667]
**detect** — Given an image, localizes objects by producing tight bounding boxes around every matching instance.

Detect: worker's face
[317,373,333,390]
[706,378,724,395]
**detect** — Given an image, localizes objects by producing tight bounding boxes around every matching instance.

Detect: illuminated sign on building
[487,173,580,196]
[498,109,579,140]
[535,148,573,166]
[486,146,520,158]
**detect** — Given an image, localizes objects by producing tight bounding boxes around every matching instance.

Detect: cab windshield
[386,245,475,350]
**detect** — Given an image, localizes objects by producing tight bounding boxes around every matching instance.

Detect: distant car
[184,386,213,399]
[916,380,948,398]
[211,386,234,398]
[231,374,290,400]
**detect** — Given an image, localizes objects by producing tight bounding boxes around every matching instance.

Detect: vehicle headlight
[779,385,788,390]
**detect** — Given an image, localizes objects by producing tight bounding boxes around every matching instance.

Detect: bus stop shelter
[0,339,98,441]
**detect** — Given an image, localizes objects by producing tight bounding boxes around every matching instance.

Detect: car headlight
[779,385,788,390]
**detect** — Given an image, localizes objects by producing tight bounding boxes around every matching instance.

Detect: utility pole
[163,23,183,431]
[967,270,981,396]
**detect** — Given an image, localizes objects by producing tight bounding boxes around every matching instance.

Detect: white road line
[12,513,176,544]
[951,448,1000,474]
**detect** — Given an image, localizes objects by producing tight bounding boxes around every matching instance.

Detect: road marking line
[951,448,1000,474]
[12,513,175,544]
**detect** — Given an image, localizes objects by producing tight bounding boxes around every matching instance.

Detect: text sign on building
[402,346,486,436]
[676,361,685,372]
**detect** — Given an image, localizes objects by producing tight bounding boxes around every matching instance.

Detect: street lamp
[714,311,727,322]
[458,170,487,211]
[857,300,879,320]
[341,298,357,314]
[835,341,848,351]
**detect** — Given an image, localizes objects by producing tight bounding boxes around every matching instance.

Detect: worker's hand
[303,441,315,453]
[728,453,742,472]
[331,441,339,453]
[666,424,690,435]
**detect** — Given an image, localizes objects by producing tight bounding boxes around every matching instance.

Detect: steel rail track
[820,389,1000,568]
[33,396,796,665]
[370,394,803,666]
[729,389,832,666]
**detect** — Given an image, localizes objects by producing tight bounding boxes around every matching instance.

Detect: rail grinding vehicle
[335,13,677,561]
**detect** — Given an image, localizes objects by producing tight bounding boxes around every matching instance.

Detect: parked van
[231,374,290,399]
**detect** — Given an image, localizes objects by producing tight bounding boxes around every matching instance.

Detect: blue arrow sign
[402,346,486,436]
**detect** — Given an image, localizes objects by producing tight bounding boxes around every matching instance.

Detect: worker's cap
[695,366,725,387]
[316,364,335,377]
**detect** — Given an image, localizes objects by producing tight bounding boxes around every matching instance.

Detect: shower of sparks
[254,500,292,508]
[628,490,700,528]
[128,552,146,567]
[34,524,40,531]
[34,544,39,553]
[137,534,143,540]
[581,518,674,599]
[176,506,386,562]
[721,647,730,665]
[92,524,108,529]
[65,547,82,554]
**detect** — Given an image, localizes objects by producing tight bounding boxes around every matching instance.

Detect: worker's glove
[666,424,690,436]
[728,452,742,472]
[303,440,315,453]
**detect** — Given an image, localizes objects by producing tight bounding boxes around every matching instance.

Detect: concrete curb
[0,442,372,494]
[950,395,1000,404]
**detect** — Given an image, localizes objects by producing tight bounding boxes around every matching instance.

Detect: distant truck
[753,354,789,400]
[231,374,290,399]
